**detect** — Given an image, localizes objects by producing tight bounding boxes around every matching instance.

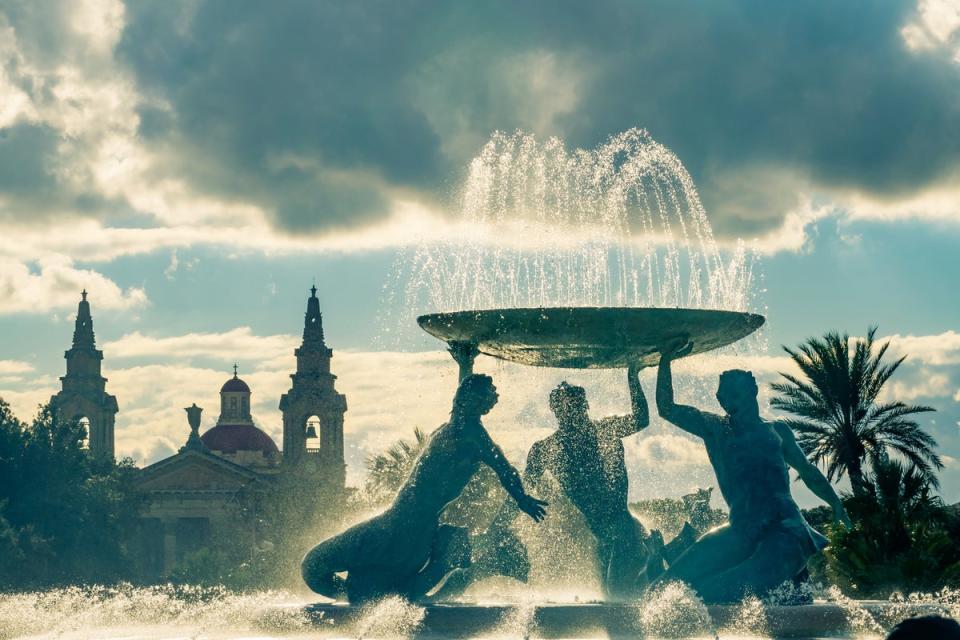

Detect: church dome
[201,423,279,455]
[221,376,251,393]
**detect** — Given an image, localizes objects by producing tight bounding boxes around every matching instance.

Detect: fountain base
[295,601,941,638]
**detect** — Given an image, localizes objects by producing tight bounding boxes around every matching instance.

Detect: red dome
[221,377,251,393]
[201,423,279,455]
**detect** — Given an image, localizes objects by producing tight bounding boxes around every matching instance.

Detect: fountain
[304,130,798,633]
[296,130,952,637]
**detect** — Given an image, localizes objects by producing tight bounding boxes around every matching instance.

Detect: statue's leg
[477,522,530,583]
[692,526,811,603]
[427,567,480,603]
[602,515,650,600]
[429,513,531,602]
[656,524,753,591]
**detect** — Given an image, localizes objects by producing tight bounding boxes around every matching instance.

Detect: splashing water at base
[5,585,960,638]
[722,595,769,637]
[352,596,426,640]
[485,602,538,640]
[826,585,886,637]
[636,581,712,638]
[0,584,314,639]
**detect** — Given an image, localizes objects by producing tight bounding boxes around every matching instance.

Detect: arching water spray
[381,128,763,347]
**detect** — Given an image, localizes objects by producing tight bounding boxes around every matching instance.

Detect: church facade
[50,287,349,577]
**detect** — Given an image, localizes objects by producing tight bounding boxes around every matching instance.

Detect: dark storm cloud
[110,0,960,235]
[118,0,446,232]
[0,123,112,222]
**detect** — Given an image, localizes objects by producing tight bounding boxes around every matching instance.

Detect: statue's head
[716,369,759,416]
[453,373,499,416]
[550,381,589,422]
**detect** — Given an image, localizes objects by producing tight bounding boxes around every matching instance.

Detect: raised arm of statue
[477,427,548,522]
[656,342,719,440]
[774,421,851,526]
[597,363,650,439]
[448,341,480,383]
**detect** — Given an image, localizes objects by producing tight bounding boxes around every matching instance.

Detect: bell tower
[50,291,119,458]
[279,286,347,488]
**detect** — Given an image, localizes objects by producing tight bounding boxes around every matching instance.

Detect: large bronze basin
[417,307,765,369]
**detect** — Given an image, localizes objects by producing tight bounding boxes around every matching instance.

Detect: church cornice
[137,447,261,484]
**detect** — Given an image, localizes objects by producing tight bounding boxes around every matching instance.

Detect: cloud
[0,0,957,274]
[0,256,146,314]
[104,327,296,362]
[901,0,960,61]
[131,0,959,240]
[0,374,58,423]
[884,371,953,402]
[0,359,34,385]
[885,330,960,366]
[0,360,32,375]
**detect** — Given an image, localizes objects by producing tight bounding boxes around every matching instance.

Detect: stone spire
[303,284,325,345]
[72,289,95,349]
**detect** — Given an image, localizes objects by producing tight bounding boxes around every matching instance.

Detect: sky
[0,0,958,506]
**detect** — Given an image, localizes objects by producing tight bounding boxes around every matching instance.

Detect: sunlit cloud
[886,331,960,366]
[884,371,953,403]
[0,256,146,314]
[0,360,33,375]
[104,327,296,362]
[902,0,960,62]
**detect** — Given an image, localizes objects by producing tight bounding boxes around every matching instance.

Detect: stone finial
[181,403,208,452]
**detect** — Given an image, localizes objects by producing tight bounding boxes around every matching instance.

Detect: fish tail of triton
[301,539,348,599]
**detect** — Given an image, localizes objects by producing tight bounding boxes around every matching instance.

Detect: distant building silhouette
[49,287,349,577]
[50,290,119,457]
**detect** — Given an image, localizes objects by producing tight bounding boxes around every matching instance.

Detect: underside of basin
[417,307,765,369]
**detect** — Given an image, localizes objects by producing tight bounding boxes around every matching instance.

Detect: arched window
[78,416,91,450]
[305,415,321,451]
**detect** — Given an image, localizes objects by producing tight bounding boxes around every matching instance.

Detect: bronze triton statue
[301,362,548,603]
[654,339,850,603]
[436,365,658,601]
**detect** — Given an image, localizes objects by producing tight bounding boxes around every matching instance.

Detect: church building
[50,286,349,577]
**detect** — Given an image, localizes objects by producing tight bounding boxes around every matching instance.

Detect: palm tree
[771,327,940,497]
[363,427,428,503]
